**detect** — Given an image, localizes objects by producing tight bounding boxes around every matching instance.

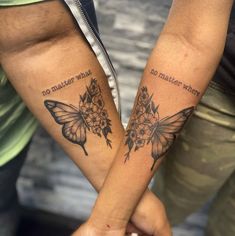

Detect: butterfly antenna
[106,139,112,148]
[81,145,88,156]
[151,159,157,171]
[124,152,130,163]
[151,153,165,171]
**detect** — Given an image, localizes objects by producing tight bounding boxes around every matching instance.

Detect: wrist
[72,221,125,236]
[131,189,172,236]
[88,206,128,232]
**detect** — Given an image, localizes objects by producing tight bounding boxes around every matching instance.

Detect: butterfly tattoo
[125,87,194,171]
[44,79,112,156]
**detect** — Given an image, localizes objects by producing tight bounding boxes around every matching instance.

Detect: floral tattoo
[44,78,112,156]
[125,87,194,170]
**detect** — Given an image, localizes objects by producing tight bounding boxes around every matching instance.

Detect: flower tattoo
[44,78,112,156]
[125,87,194,171]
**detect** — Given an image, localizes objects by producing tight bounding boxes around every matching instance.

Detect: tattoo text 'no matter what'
[150,69,201,97]
[42,69,92,96]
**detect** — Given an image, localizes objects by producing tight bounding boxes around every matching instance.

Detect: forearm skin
[0,3,169,235]
[88,1,234,227]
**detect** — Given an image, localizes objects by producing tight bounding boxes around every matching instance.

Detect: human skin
[73,0,234,235]
[0,1,170,235]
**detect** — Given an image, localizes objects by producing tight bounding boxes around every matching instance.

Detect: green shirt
[0,67,38,166]
[0,0,43,6]
[0,0,43,166]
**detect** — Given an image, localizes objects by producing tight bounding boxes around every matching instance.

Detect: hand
[130,190,172,236]
[72,220,148,236]
[72,223,151,236]
[73,191,172,236]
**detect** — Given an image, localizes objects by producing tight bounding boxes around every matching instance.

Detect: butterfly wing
[44,100,88,155]
[151,106,194,170]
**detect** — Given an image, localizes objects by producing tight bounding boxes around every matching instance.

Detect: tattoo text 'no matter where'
[150,69,201,97]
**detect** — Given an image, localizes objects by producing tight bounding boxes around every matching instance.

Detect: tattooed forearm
[42,69,92,96]
[44,78,112,156]
[150,69,201,97]
[125,87,194,171]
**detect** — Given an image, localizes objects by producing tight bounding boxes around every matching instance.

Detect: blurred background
[17,0,207,235]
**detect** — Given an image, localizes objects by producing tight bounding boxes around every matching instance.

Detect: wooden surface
[18,1,207,235]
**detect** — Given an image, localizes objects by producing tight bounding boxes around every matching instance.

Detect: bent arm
[0,2,170,235]
[0,1,123,190]
[87,0,234,230]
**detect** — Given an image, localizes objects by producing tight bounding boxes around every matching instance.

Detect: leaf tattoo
[124,87,194,171]
[44,78,112,156]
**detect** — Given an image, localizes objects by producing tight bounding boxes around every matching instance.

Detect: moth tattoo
[44,79,112,156]
[125,87,194,171]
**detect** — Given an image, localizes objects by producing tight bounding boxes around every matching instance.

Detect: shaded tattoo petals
[135,139,145,148]
[86,112,101,127]
[92,125,102,135]
[101,109,108,119]
[100,119,108,129]
[138,87,150,105]
[80,102,100,115]
[138,113,156,125]
[88,79,100,96]
[129,130,137,141]
[134,105,146,117]
[136,123,151,140]
[92,95,104,109]
[129,119,138,130]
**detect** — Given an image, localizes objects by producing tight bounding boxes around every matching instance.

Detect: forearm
[89,0,233,228]
[1,47,120,191]
[0,5,169,236]
[0,1,122,191]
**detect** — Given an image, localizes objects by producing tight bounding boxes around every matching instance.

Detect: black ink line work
[125,87,194,171]
[44,78,112,156]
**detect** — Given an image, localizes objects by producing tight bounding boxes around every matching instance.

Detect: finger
[126,223,152,236]
[126,223,144,235]
[126,233,152,236]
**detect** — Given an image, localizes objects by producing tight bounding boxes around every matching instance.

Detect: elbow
[179,32,225,59]
[160,31,225,63]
